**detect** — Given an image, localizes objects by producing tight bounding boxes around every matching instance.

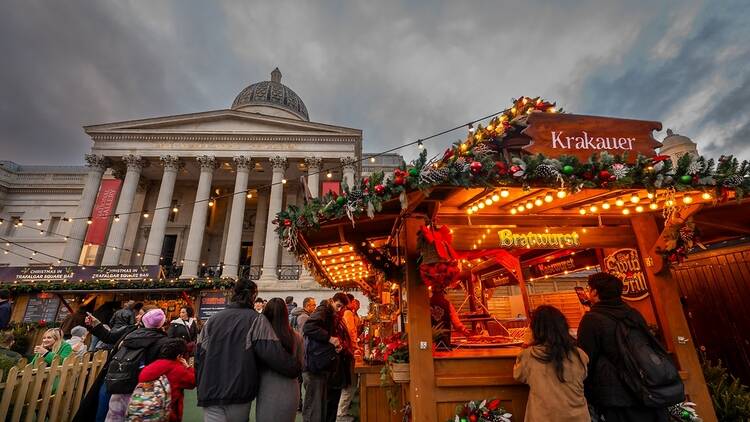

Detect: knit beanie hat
[70,325,87,338]
[142,308,166,328]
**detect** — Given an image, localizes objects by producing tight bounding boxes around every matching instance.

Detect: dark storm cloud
[0,0,748,165]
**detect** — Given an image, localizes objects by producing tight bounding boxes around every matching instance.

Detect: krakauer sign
[522,113,662,164]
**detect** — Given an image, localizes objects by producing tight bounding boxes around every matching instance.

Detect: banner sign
[198,291,229,320]
[23,293,61,323]
[603,248,650,301]
[0,265,162,284]
[498,229,580,249]
[321,181,341,197]
[85,179,122,244]
[523,113,662,164]
[528,250,599,278]
[478,268,514,288]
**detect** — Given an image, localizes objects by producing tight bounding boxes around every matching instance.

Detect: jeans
[337,377,358,417]
[302,371,327,422]
[202,402,252,422]
[95,382,111,422]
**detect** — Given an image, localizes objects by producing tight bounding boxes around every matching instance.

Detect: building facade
[0,69,402,302]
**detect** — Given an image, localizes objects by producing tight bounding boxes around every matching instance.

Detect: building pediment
[84,109,361,138]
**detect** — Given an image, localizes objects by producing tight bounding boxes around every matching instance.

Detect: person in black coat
[302,292,352,422]
[167,305,198,346]
[0,289,12,329]
[73,304,160,422]
[577,272,669,422]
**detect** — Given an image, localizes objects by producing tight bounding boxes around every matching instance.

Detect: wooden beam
[693,218,750,236]
[631,214,718,422]
[403,217,438,422]
[437,213,631,227]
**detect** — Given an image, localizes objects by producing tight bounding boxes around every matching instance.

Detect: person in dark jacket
[0,289,11,329]
[60,303,89,338]
[302,292,351,422]
[167,306,198,348]
[195,278,301,422]
[110,300,136,329]
[106,307,169,422]
[577,272,669,422]
[73,304,149,422]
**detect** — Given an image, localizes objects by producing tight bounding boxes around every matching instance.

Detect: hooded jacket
[119,327,169,366]
[195,302,301,407]
[110,308,135,329]
[167,317,198,343]
[577,298,650,408]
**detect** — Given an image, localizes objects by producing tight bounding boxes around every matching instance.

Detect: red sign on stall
[321,181,341,196]
[603,248,650,301]
[85,179,121,244]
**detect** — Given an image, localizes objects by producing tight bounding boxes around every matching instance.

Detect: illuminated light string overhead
[0,108,516,268]
[13,108,512,226]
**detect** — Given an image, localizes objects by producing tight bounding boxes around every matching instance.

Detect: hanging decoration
[418,225,461,289]
[658,218,706,265]
[450,398,512,422]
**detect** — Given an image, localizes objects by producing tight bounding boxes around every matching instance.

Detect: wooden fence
[0,350,108,422]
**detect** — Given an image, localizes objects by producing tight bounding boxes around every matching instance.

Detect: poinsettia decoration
[450,398,512,422]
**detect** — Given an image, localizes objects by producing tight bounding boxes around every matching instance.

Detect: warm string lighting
[466,189,510,215]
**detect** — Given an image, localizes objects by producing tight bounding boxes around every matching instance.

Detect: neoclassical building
[1,69,402,300]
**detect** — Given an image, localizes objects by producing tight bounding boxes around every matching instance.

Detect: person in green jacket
[31,327,72,366]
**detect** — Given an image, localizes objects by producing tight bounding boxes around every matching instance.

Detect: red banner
[321,181,340,196]
[85,179,121,244]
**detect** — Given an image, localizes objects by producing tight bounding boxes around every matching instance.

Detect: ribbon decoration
[420,225,459,261]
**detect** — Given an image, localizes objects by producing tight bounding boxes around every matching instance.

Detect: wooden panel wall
[671,245,750,384]
[528,292,587,328]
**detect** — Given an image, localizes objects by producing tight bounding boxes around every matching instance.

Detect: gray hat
[70,326,87,338]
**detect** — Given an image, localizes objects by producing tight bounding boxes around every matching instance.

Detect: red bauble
[363,177,369,185]
[599,170,611,180]
[374,184,386,195]
[469,415,478,422]
[394,176,405,186]
[283,219,292,227]
[470,161,483,174]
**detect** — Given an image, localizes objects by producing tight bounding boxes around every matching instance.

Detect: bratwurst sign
[522,113,662,163]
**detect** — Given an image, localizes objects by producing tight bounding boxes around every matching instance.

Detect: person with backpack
[302,292,351,422]
[578,272,684,422]
[130,338,195,422]
[105,307,169,422]
[514,305,590,421]
[290,297,316,334]
[195,279,301,422]
[256,298,304,422]
[74,305,149,422]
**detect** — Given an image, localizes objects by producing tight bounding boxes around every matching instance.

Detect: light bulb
[510,208,517,215]
[630,195,640,204]
[485,198,493,206]
[635,205,644,213]
[143,212,150,218]
[114,215,120,222]
[281,179,287,184]
[172,207,179,213]
[579,208,586,215]
[649,203,658,210]
[589,205,598,213]
[602,202,611,210]
[471,205,479,212]
[683,195,693,204]
[467,208,473,215]
[615,198,625,207]
[326,172,332,178]
[526,201,533,209]
[491,194,500,202]
[701,192,712,200]
[534,198,543,206]
[477,202,485,209]
[500,189,510,198]
[557,190,567,199]
[544,194,553,203]
[622,208,630,215]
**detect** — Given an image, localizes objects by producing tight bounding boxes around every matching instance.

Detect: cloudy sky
[1,0,748,165]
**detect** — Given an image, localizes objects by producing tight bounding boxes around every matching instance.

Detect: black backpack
[105,344,147,394]
[612,316,685,407]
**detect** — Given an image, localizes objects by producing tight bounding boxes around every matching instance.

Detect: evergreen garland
[4,277,235,294]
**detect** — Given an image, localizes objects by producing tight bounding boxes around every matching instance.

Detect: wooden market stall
[277,98,750,422]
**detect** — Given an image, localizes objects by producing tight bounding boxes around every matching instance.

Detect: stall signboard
[22,293,61,323]
[523,113,662,164]
[199,291,229,320]
[478,268,514,288]
[0,265,162,283]
[498,229,580,249]
[603,248,650,301]
[528,250,599,278]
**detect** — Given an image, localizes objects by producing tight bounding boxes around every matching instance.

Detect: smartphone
[574,287,592,306]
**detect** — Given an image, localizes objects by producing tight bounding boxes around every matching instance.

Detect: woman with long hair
[167,306,198,353]
[514,305,590,421]
[32,328,72,366]
[256,297,303,422]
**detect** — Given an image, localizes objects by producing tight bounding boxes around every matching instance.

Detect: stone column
[304,157,322,198]
[101,155,146,266]
[143,155,180,265]
[180,156,217,279]
[249,190,268,268]
[222,156,252,279]
[341,156,357,189]
[261,156,287,281]
[61,154,108,265]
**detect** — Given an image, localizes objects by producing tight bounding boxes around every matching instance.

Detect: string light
[683,195,693,204]
[589,205,598,213]
[534,198,543,206]
[207,199,215,207]
[143,212,150,218]
[36,219,43,226]
[114,214,120,222]
[615,198,625,207]
[556,190,567,199]
[500,189,510,198]
[579,208,586,215]
[172,206,179,213]
[281,179,287,184]
[484,198,493,206]
[649,203,658,210]
[701,192,712,200]
[86,217,93,225]
[630,194,640,204]
[491,193,500,202]
[635,205,644,213]
[417,140,424,149]
[326,171,332,178]
[510,208,517,215]
[544,193,553,203]
[622,208,630,215]
[246,193,253,199]
[601,202,611,210]
[369,157,375,163]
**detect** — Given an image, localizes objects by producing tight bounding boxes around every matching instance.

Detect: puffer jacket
[119,327,169,366]
[577,298,650,408]
[195,303,301,407]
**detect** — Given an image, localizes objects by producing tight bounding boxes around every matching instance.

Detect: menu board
[198,291,229,320]
[23,293,61,323]
[56,303,71,322]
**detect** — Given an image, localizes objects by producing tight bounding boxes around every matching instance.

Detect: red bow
[420,225,458,260]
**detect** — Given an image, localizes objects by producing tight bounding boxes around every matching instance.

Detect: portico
[60,69,399,291]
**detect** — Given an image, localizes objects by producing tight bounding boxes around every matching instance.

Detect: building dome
[231,68,309,121]
[660,128,698,163]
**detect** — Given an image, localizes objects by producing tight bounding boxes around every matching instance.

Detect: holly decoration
[470,161,483,174]
[599,170,612,181]
[659,218,706,266]
[451,398,511,422]
[374,184,385,195]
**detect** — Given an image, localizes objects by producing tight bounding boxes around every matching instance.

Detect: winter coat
[514,345,590,422]
[290,307,310,334]
[139,359,196,422]
[73,323,138,422]
[31,341,73,366]
[303,301,353,388]
[66,336,88,357]
[0,300,12,329]
[110,308,135,329]
[167,318,198,343]
[577,298,650,408]
[119,327,169,368]
[195,303,302,407]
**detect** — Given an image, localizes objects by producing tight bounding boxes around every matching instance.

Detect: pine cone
[611,163,629,180]
[419,166,449,185]
[679,226,694,242]
[722,175,744,187]
[535,164,559,179]
[687,160,703,175]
